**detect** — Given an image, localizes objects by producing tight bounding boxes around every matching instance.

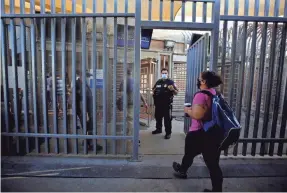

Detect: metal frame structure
[1,0,287,159]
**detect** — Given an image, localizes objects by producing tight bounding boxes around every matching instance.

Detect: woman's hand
[184,107,192,114]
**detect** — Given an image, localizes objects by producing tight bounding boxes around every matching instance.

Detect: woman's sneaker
[172,162,187,179]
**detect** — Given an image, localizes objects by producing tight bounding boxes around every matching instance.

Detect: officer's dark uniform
[152,78,178,138]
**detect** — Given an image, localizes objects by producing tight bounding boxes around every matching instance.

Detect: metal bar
[233,21,247,156]
[92,0,98,154]
[260,23,278,156]
[82,0,87,154]
[103,11,108,154]
[9,0,20,154]
[220,21,227,93]
[160,0,163,21]
[170,0,174,21]
[254,0,259,16]
[210,0,220,71]
[1,133,134,140]
[224,0,228,15]
[244,0,249,16]
[203,2,207,23]
[274,0,280,17]
[220,16,287,22]
[112,0,118,155]
[148,0,152,21]
[133,0,141,160]
[125,0,128,13]
[242,22,258,156]
[182,0,185,22]
[20,0,29,154]
[1,13,135,18]
[141,21,214,30]
[203,33,208,70]
[51,0,59,154]
[251,22,267,156]
[61,0,68,154]
[228,21,238,109]
[192,2,196,22]
[270,23,286,156]
[234,0,239,15]
[122,18,128,154]
[71,0,78,154]
[285,0,287,17]
[264,0,270,16]
[1,19,10,152]
[29,0,39,153]
[176,0,215,2]
[277,74,287,156]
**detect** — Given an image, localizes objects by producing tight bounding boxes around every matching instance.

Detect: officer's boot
[152,129,162,134]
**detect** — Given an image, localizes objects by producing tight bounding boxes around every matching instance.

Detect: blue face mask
[161,74,168,79]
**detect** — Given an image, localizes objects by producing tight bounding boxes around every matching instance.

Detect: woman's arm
[184,105,207,120]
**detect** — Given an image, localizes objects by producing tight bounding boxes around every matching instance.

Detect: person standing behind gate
[119,68,148,153]
[152,68,178,139]
[72,70,103,152]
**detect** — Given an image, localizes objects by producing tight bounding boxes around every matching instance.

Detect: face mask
[197,79,201,89]
[161,74,167,79]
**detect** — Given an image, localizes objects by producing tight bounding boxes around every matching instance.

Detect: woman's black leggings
[180,129,223,192]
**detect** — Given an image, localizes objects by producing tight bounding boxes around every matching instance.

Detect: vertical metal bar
[82,0,87,154]
[234,0,239,15]
[29,0,39,153]
[160,0,163,21]
[61,0,68,154]
[251,22,267,156]
[51,0,59,154]
[274,0,280,17]
[220,21,227,93]
[192,2,196,22]
[133,0,141,160]
[210,0,220,72]
[125,0,128,13]
[277,75,287,156]
[285,0,287,17]
[203,2,207,23]
[170,0,174,21]
[148,0,152,21]
[270,23,286,156]
[244,0,249,16]
[122,17,128,153]
[20,0,29,154]
[182,0,185,22]
[92,0,98,154]
[242,22,258,156]
[203,34,208,70]
[254,0,259,16]
[228,21,238,109]
[112,0,118,155]
[1,19,11,151]
[224,0,229,15]
[103,0,108,154]
[260,23,278,156]
[233,21,247,156]
[264,0,270,16]
[71,0,78,154]
[9,0,20,154]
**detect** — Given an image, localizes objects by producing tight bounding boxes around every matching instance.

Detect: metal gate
[184,34,209,134]
[1,0,141,159]
[184,0,287,157]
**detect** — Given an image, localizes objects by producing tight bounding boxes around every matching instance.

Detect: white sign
[89,69,103,79]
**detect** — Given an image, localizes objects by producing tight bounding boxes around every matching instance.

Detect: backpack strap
[194,90,214,98]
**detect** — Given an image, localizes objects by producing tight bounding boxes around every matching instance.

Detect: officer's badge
[164,84,167,87]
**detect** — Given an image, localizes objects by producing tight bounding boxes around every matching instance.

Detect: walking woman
[173,71,224,192]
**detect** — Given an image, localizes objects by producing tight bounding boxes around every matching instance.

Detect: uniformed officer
[152,68,178,139]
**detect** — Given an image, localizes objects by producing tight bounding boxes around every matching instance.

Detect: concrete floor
[139,120,186,155]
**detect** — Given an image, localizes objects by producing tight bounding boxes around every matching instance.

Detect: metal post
[210,0,220,72]
[132,0,141,161]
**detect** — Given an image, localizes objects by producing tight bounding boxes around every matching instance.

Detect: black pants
[76,98,93,146]
[155,105,172,134]
[180,129,223,192]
